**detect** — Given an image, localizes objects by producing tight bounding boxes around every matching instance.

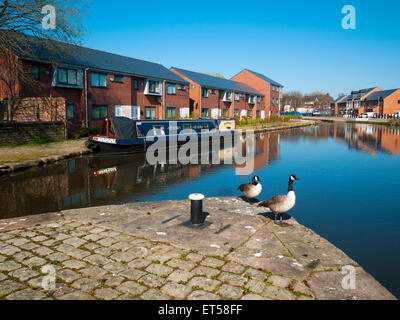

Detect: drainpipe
[199,85,202,118]
[162,80,166,119]
[84,68,89,127]
[232,92,235,118]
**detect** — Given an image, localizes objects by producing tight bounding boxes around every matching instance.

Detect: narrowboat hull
[86,117,236,154]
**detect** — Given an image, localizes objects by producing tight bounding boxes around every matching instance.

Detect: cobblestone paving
[0,197,396,300]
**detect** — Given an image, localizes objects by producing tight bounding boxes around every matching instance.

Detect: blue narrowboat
[85,117,236,153]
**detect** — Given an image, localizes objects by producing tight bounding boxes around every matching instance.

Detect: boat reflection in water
[0,122,399,219]
[0,132,280,219]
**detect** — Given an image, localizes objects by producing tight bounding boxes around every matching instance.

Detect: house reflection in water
[1,123,397,219]
[0,133,280,219]
[332,123,400,156]
[234,132,280,173]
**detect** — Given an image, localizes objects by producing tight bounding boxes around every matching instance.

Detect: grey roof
[6,32,188,84]
[332,95,348,104]
[171,67,264,95]
[348,88,377,100]
[364,89,398,101]
[240,69,283,87]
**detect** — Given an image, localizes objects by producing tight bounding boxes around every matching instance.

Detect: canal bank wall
[0,120,317,177]
[0,197,395,300]
[303,116,391,125]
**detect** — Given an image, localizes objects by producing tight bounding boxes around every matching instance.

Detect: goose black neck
[288,178,294,192]
[252,181,258,186]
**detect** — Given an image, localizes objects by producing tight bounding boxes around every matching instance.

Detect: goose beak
[295,177,300,181]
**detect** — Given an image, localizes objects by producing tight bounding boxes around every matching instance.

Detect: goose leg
[274,212,277,225]
[279,213,283,226]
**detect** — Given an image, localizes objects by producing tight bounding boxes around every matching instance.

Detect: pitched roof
[364,89,398,101]
[171,67,264,95]
[240,69,284,87]
[332,95,348,104]
[6,32,188,84]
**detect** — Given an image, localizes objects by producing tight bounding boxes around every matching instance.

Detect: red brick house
[0,33,189,134]
[361,89,400,115]
[230,69,284,116]
[331,95,348,115]
[170,67,265,119]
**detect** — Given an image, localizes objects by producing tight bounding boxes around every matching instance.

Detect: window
[257,96,261,103]
[148,80,160,94]
[202,88,209,98]
[225,92,232,101]
[91,72,107,87]
[167,107,176,118]
[271,85,275,92]
[114,75,123,83]
[202,108,209,117]
[92,105,108,120]
[222,109,228,117]
[167,84,176,95]
[240,93,244,98]
[31,65,40,80]
[178,84,185,91]
[398,100,400,104]
[234,109,239,116]
[67,104,74,120]
[235,93,240,101]
[256,110,260,118]
[58,68,77,85]
[145,107,156,119]
[134,80,139,90]
[211,89,215,95]
[152,125,165,136]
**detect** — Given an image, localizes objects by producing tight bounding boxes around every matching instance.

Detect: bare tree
[0,0,90,120]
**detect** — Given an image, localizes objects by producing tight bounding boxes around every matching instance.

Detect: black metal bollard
[189,193,205,226]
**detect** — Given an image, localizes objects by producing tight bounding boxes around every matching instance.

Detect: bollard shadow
[238,196,261,204]
[257,212,292,226]
[180,212,211,229]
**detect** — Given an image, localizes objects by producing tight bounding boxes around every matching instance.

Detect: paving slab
[0,197,396,300]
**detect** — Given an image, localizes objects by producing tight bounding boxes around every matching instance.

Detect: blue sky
[82,0,400,98]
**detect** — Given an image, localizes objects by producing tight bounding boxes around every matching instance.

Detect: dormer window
[144,80,162,95]
[223,91,232,102]
[248,95,255,104]
[58,68,77,85]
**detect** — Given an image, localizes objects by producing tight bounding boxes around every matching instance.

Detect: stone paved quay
[0,197,396,300]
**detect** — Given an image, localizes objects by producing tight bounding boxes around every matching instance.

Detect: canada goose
[238,176,262,200]
[259,174,300,224]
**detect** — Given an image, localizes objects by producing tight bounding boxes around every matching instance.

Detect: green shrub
[31,134,51,145]
[73,126,101,139]
[388,119,400,127]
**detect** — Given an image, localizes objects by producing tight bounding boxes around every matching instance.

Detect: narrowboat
[85,117,236,154]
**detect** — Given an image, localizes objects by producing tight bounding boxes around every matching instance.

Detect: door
[133,106,140,120]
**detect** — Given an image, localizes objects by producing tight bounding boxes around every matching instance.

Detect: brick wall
[0,121,65,144]
[0,97,66,122]
[232,70,282,116]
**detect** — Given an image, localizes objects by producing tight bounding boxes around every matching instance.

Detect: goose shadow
[257,212,292,226]
[238,196,261,204]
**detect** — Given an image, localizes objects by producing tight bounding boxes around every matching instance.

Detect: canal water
[0,122,399,298]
